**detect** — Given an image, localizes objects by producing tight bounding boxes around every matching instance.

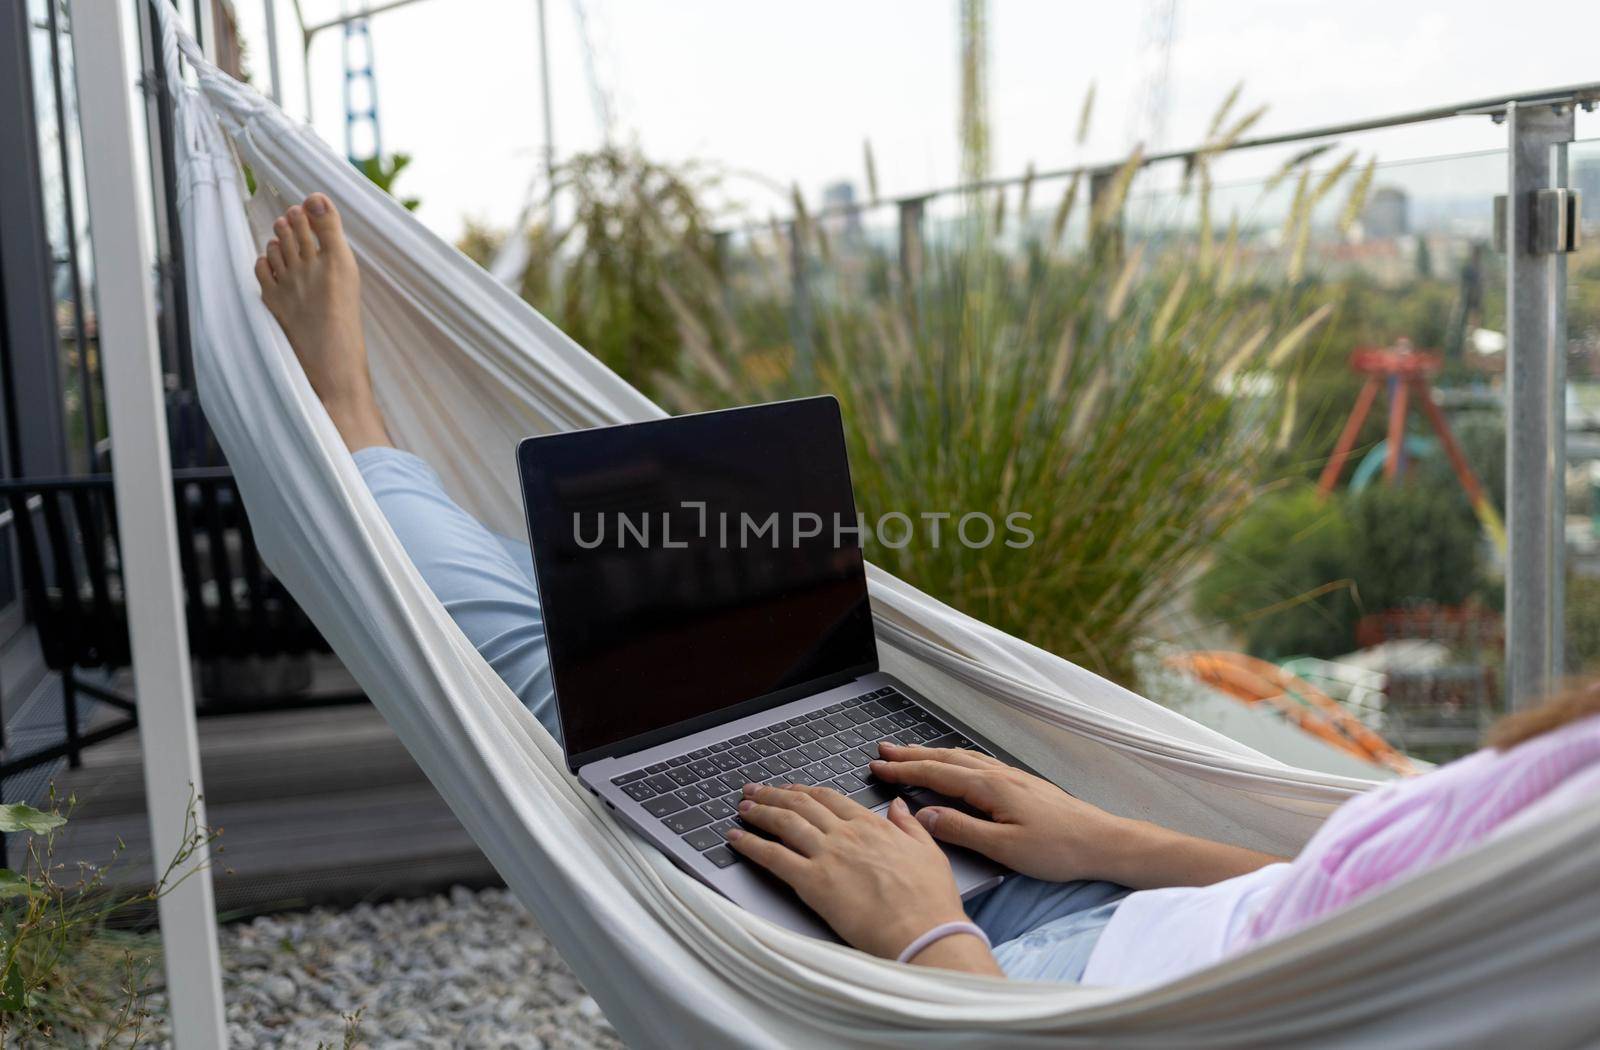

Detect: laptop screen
[517,397,877,765]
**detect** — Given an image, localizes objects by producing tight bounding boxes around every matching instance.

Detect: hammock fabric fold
[154,7,1600,1046]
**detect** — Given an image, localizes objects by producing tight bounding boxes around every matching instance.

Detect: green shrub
[1196,476,1485,660]
[1345,477,1483,613]
[1194,484,1358,658]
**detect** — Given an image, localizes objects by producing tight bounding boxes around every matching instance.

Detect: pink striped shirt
[1239,711,1600,947]
[1081,713,1600,987]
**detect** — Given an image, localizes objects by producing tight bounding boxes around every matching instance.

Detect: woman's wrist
[905,932,1003,976]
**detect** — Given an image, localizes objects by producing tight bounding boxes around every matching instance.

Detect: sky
[229,0,1600,241]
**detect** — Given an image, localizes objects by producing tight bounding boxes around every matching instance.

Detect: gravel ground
[143,886,625,1049]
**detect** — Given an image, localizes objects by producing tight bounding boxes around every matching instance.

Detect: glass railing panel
[1563,137,1600,683]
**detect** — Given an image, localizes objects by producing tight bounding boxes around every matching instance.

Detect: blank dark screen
[518,398,876,760]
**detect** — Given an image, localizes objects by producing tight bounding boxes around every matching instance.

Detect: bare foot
[255,193,391,451]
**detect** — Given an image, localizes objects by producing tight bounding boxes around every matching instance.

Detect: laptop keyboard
[607,687,985,870]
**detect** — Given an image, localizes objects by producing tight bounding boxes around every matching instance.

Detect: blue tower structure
[342,5,382,164]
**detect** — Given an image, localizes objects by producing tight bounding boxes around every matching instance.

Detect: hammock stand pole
[71,4,227,1045]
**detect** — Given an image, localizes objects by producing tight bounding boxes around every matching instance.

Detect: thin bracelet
[895,921,991,965]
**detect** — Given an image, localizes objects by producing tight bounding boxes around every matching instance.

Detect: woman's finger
[869,759,995,808]
[915,805,1009,856]
[883,796,934,843]
[738,800,828,855]
[745,783,840,828]
[878,742,1002,769]
[725,827,810,883]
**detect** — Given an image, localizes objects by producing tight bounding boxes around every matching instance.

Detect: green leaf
[0,869,33,899]
[0,962,23,1012]
[0,803,66,835]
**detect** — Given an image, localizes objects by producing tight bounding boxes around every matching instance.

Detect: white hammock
[155,9,1600,1046]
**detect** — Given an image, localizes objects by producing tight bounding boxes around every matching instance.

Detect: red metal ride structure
[1315,339,1506,549]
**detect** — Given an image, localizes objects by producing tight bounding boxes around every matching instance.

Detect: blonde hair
[1485,678,1600,750]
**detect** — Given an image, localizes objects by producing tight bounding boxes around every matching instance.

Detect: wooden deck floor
[8,703,500,918]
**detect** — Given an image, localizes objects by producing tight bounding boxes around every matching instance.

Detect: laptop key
[796,742,829,762]
[823,713,854,732]
[822,755,853,775]
[749,726,773,739]
[675,785,711,807]
[750,739,781,758]
[727,745,760,764]
[848,782,899,810]
[760,755,794,776]
[622,781,657,802]
[728,734,751,745]
[767,731,798,750]
[669,755,693,767]
[739,764,767,783]
[682,826,724,851]
[710,740,732,753]
[821,734,854,756]
[613,770,647,785]
[645,762,670,774]
[643,774,677,794]
[643,795,686,818]
[712,753,743,772]
[847,746,876,766]
[688,747,711,760]
[860,700,888,718]
[667,767,699,787]
[703,799,737,820]
[718,773,747,793]
[824,701,847,714]
[787,724,820,743]
[689,760,720,780]
[662,808,713,835]
[801,762,832,782]
[835,727,868,747]
[704,844,740,869]
[785,717,809,728]
[832,772,867,794]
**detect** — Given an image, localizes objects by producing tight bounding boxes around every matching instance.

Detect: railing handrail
[719,81,1600,236]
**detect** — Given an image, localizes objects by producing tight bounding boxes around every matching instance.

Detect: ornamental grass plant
[655,96,1370,682]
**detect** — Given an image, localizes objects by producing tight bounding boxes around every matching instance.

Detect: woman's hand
[725,783,1001,975]
[869,744,1284,889]
[868,744,1138,885]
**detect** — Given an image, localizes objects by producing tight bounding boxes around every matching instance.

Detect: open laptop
[516,396,1024,938]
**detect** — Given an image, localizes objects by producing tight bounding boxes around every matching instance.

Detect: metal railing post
[789,220,815,388]
[897,197,926,291]
[1503,100,1576,710]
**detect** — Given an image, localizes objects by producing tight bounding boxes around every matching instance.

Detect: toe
[304,193,346,248]
[254,255,275,289]
[287,204,318,257]
[266,238,286,278]
[273,216,299,262]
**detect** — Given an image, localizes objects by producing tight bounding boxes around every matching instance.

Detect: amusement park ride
[1315,339,1506,551]
[1173,339,1499,776]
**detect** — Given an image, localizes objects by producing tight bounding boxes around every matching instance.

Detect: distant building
[821,181,863,239]
[1573,158,1600,229]
[1362,186,1410,239]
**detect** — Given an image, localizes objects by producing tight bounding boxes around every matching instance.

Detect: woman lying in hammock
[256,193,1600,986]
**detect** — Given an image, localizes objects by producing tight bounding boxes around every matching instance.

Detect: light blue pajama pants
[355,446,1126,981]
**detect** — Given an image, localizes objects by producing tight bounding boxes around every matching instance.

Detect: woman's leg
[254,193,555,735]
[355,447,555,733]
[966,876,1130,982]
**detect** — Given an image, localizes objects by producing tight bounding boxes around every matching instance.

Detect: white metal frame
[70,3,227,1045]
